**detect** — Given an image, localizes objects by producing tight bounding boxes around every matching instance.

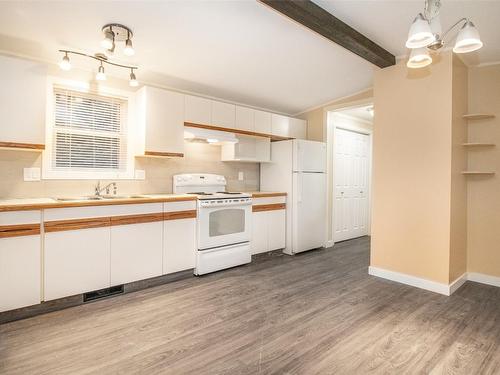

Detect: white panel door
[0,235,41,312]
[184,95,211,124]
[292,172,326,253]
[334,128,370,242]
[110,222,163,285]
[251,211,268,255]
[164,218,196,274]
[254,110,272,134]
[267,210,286,251]
[44,228,111,300]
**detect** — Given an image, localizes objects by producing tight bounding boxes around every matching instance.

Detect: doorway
[327,103,373,244]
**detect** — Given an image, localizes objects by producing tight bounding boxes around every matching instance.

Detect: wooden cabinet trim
[0,142,45,150]
[252,203,286,212]
[44,217,111,233]
[251,192,287,198]
[144,151,184,158]
[164,210,197,221]
[184,122,293,142]
[110,213,164,226]
[0,223,40,238]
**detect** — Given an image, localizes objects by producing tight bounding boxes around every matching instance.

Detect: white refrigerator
[261,139,327,255]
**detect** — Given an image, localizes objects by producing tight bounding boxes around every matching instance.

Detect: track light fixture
[58,50,139,87]
[101,23,135,57]
[405,0,483,68]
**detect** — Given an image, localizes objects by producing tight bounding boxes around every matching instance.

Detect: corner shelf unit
[462,114,495,121]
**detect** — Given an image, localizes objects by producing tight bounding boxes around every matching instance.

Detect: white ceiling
[0,1,498,115]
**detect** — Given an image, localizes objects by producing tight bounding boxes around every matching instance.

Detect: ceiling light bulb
[101,29,114,50]
[123,38,135,56]
[96,64,106,81]
[59,53,71,71]
[207,138,219,144]
[406,13,435,49]
[129,70,138,87]
[453,20,483,54]
[407,47,432,68]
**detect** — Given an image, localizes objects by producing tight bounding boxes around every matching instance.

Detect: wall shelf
[462,143,495,147]
[462,114,495,120]
[461,171,495,175]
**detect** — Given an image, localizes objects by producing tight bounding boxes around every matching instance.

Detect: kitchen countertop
[0,192,287,212]
[248,192,287,198]
[0,194,197,212]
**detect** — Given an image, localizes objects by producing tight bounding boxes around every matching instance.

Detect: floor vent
[83,285,124,302]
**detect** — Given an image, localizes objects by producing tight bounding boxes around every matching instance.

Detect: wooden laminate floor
[1,237,500,374]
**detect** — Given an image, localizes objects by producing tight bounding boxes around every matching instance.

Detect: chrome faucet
[94,181,117,197]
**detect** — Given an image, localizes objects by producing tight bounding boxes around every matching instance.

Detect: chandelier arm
[439,18,468,42]
[58,50,138,70]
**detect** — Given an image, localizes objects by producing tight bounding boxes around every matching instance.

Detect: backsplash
[0,141,259,199]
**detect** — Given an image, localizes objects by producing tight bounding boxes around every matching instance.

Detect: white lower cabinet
[110,222,163,285]
[0,235,41,312]
[163,218,196,274]
[251,207,286,255]
[44,227,111,301]
[251,211,268,254]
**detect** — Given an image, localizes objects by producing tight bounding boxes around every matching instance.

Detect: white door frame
[326,100,373,247]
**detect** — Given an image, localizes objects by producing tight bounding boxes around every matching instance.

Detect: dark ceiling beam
[259,0,395,68]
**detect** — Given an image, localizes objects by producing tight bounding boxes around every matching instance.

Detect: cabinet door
[289,118,307,139]
[110,222,163,285]
[185,95,211,125]
[254,110,272,135]
[0,55,46,146]
[164,218,196,274]
[211,101,235,129]
[271,114,290,137]
[235,106,255,131]
[143,87,184,155]
[0,236,40,312]
[44,228,111,300]
[267,210,286,251]
[251,212,268,255]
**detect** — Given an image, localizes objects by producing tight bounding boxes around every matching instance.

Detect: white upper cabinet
[137,86,184,156]
[211,101,235,129]
[0,55,46,147]
[254,110,272,135]
[271,114,291,137]
[235,106,255,132]
[184,95,211,125]
[289,118,307,139]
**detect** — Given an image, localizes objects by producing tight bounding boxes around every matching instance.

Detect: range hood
[184,127,238,145]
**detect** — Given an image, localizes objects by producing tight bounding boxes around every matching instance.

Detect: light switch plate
[23,167,41,181]
[238,171,244,181]
[135,169,146,180]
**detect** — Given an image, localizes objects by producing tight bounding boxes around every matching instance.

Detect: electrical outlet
[238,171,244,181]
[23,167,41,181]
[135,169,146,180]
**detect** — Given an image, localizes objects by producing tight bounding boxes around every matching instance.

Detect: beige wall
[0,141,259,199]
[467,64,500,277]
[449,55,468,281]
[299,89,373,142]
[371,53,454,284]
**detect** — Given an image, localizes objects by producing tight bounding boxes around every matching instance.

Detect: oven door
[198,203,251,250]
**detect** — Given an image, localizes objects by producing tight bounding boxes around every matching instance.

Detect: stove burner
[189,192,213,196]
[216,191,241,195]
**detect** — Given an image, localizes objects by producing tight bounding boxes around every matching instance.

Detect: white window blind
[50,87,128,174]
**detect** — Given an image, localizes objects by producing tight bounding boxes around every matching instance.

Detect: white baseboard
[468,272,500,288]
[368,266,451,295]
[449,273,468,295]
[369,267,500,296]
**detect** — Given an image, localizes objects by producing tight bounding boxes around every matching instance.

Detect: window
[44,83,133,179]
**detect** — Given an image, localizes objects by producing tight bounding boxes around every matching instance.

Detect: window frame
[43,77,136,180]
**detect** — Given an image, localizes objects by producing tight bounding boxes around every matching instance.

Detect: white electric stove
[173,174,252,275]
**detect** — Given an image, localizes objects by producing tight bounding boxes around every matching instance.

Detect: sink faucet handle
[113,183,117,195]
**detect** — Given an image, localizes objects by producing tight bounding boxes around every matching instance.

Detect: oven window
[209,209,245,237]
